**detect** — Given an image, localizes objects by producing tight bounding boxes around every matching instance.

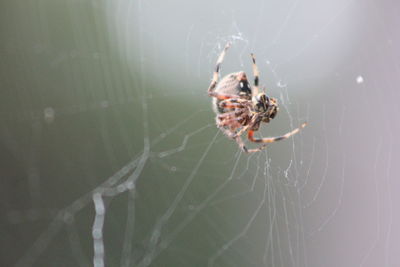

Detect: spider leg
[219,98,247,104]
[217,109,247,120]
[235,124,251,138]
[234,136,267,153]
[245,144,268,153]
[234,112,259,138]
[219,101,247,109]
[218,112,269,153]
[250,53,260,96]
[209,91,238,100]
[208,42,231,94]
[218,117,243,129]
[247,122,307,143]
[234,135,247,152]
[215,117,239,138]
[219,98,250,105]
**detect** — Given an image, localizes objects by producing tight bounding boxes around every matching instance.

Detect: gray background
[1,0,400,266]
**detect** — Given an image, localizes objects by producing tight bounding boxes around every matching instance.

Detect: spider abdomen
[212,72,252,114]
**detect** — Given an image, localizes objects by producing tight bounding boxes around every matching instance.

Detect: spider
[207,42,307,153]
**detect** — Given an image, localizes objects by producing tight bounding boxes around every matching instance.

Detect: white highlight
[43,107,55,123]
[92,193,105,267]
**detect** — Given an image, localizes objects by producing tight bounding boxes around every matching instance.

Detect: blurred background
[1,0,400,266]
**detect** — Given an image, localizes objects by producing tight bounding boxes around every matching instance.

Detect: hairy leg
[247,122,307,143]
[250,53,260,96]
[207,42,231,94]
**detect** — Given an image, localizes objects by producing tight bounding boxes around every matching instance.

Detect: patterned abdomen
[212,72,252,114]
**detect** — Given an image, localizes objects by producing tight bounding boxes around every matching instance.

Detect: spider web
[1,0,400,267]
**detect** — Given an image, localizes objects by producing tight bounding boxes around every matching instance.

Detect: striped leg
[244,144,268,153]
[219,99,249,109]
[250,53,260,96]
[235,136,267,153]
[247,122,307,143]
[208,42,231,94]
[217,110,247,120]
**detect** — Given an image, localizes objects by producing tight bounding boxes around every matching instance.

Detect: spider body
[207,43,306,153]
